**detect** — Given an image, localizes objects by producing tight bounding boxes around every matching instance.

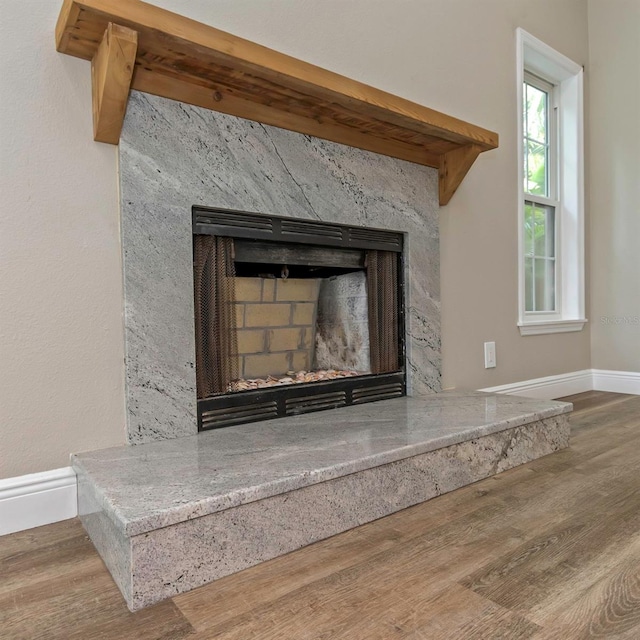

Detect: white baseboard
[480,369,593,399]
[0,467,77,536]
[480,368,640,400]
[592,369,640,395]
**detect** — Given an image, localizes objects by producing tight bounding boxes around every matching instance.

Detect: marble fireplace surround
[74,91,574,612]
[120,91,440,444]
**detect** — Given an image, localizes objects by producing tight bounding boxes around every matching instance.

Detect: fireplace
[193,206,406,430]
[118,91,440,445]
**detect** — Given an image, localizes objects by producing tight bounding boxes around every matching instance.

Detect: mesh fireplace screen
[193,235,238,397]
[366,249,399,374]
[194,238,400,399]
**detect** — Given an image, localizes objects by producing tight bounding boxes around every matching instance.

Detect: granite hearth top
[73,392,571,537]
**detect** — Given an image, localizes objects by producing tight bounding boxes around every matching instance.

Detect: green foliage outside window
[524,83,548,197]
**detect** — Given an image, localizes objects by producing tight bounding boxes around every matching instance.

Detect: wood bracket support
[438,144,483,205]
[91,22,138,144]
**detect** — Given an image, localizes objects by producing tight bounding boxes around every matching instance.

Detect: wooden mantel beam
[56,0,499,204]
[91,23,138,144]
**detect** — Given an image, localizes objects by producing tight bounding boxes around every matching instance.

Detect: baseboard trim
[592,369,640,395]
[0,467,78,536]
[480,370,593,399]
[480,369,640,400]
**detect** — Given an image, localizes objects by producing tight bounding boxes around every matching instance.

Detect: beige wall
[0,0,126,478]
[1,0,593,478]
[588,0,640,372]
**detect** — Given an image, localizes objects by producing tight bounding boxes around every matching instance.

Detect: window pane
[534,258,555,311]
[534,205,555,257]
[524,202,535,256]
[532,205,546,255]
[525,257,534,311]
[526,140,547,196]
[526,83,547,143]
[545,206,555,256]
[525,204,556,312]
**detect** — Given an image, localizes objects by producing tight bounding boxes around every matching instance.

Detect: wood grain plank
[56,0,498,146]
[438,144,482,205]
[0,520,193,640]
[0,517,82,562]
[402,585,540,640]
[530,548,640,639]
[529,531,640,627]
[558,390,636,414]
[54,0,82,52]
[460,482,640,617]
[0,519,95,598]
[91,22,138,143]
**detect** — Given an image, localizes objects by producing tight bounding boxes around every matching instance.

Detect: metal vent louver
[352,382,404,404]
[201,401,278,429]
[285,391,347,415]
[280,219,344,241]
[195,210,273,235]
[194,206,403,251]
[349,228,402,251]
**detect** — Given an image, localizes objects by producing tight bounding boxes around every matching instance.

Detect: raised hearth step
[73,392,572,611]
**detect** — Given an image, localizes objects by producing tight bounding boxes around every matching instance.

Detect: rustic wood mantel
[55,0,499,205]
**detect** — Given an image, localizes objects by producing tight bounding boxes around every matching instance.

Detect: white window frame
[517,29,587,336]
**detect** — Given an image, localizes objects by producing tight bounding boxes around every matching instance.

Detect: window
[523,74,558,313]
[517,29,587,335]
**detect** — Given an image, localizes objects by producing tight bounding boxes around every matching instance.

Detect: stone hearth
[74,392,571,611]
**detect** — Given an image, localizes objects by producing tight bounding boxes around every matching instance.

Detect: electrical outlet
[484,341,496,368]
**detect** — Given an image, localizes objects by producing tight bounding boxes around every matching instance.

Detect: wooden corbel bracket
[91,23,138,144]
[439,144,483,206]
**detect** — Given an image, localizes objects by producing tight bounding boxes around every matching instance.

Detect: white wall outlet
[484,341,496,368]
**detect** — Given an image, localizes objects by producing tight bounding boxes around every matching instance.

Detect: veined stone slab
[74,392,572,611]
[119,91,440,444]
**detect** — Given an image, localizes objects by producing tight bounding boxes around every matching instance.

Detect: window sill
[518,318,588,336]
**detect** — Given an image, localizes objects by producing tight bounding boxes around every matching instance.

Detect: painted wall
[588,0,640,372]
[1,0,592,478]
[0,0,126,479]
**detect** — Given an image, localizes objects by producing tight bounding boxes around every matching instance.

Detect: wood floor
[2,391,639,639]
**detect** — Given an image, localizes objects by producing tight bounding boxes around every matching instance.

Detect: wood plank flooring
[2,391,639,639]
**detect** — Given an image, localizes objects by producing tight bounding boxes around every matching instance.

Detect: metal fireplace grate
[198,372,405,430]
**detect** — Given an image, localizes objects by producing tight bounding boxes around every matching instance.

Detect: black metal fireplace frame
[193,205,407,431]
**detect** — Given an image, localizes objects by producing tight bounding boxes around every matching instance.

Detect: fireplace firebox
[193,206,406,430]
